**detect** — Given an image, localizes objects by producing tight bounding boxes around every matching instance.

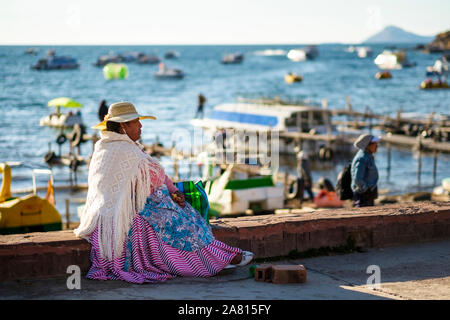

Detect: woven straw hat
[93,101,156,130]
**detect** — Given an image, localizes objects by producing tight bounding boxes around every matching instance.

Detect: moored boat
[420,79,450,89]
[375,71,392,79]
[40,97,84,128]
[0,163,62,235]
[154,63,184,79]
[221,53,244,64]
[94,54,122,67]
[164,51,180,59]
[190,101,354,159]
[137,54,160,64]
[287,46,318,62]
[25,47,39,55]
[32,52,79,70]
[356,46,372,58]
[285,73,303,83]
[206,165,284,216]
[287,49,306,62]
[374,50,416,70]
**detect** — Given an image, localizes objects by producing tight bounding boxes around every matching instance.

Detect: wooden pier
[236,96,450,154]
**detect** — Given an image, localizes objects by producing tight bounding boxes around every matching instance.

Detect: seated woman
[74,102,253,284]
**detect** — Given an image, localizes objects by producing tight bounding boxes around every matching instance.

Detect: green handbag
[175,180,210,224]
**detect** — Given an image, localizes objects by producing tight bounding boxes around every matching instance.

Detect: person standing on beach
[350,134,380,207]
[196,93,206,119]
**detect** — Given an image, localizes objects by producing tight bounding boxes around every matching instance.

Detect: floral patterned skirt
[86,185,241,283]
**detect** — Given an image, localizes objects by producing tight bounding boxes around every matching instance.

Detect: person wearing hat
[75,102,253,284]
[350,134,380,207]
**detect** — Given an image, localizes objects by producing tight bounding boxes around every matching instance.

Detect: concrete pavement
[1,239,449,300]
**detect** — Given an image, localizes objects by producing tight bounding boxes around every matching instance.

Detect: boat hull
[0,194,62,235]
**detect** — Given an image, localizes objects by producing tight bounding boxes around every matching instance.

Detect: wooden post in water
[386,142,391,182]
[417,135,423,188]
[345,96,351,128]
[69,168,73,187]
[366,107,373,134]
[433,150,438,186]
[283,171,289,200]
[396,109,402,131]
[65,198,70,229]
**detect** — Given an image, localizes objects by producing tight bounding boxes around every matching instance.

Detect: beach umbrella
[48,97,83,114]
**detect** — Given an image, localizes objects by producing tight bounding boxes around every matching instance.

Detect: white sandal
[236,251,254,267]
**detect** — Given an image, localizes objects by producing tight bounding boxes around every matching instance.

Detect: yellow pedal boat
[0,163,62,234]
[285,73,303,83]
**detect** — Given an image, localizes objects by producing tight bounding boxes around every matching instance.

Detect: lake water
[1,44,449,219]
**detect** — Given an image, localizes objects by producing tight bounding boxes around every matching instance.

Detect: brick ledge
[1,201,449,281]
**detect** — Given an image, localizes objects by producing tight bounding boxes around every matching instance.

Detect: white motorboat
[426,56,449,78]
[356,46,373,58]
[287,46,318,62]
[154,63,184,79]
[190,101,353,158]
[287,49,307,62]
[374,50,416,69]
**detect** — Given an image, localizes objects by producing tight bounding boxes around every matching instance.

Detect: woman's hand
[171,191,185,208]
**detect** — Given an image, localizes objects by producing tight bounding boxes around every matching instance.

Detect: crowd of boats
[28,48,185,79]
[27,45,449,88]
[346,45,449,89]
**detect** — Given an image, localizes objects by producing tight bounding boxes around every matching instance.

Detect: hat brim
[370,136,381,143]
[92,115,156,130]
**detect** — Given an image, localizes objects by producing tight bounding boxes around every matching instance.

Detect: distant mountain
[363,25,434,44]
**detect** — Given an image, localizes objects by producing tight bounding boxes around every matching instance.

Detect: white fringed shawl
[74,131,157,261]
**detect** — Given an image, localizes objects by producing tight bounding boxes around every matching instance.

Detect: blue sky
[1,0,449,45]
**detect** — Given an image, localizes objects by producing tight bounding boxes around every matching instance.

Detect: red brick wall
[1,202,449,281]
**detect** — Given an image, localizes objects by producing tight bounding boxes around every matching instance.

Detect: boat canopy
[191,103,330,132]
[48,97,82,108]
[209,110,278,127]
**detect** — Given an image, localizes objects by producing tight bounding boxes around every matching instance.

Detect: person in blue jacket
[351,134,380,207]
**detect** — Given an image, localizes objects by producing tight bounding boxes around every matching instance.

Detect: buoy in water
[103,63,128,80]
